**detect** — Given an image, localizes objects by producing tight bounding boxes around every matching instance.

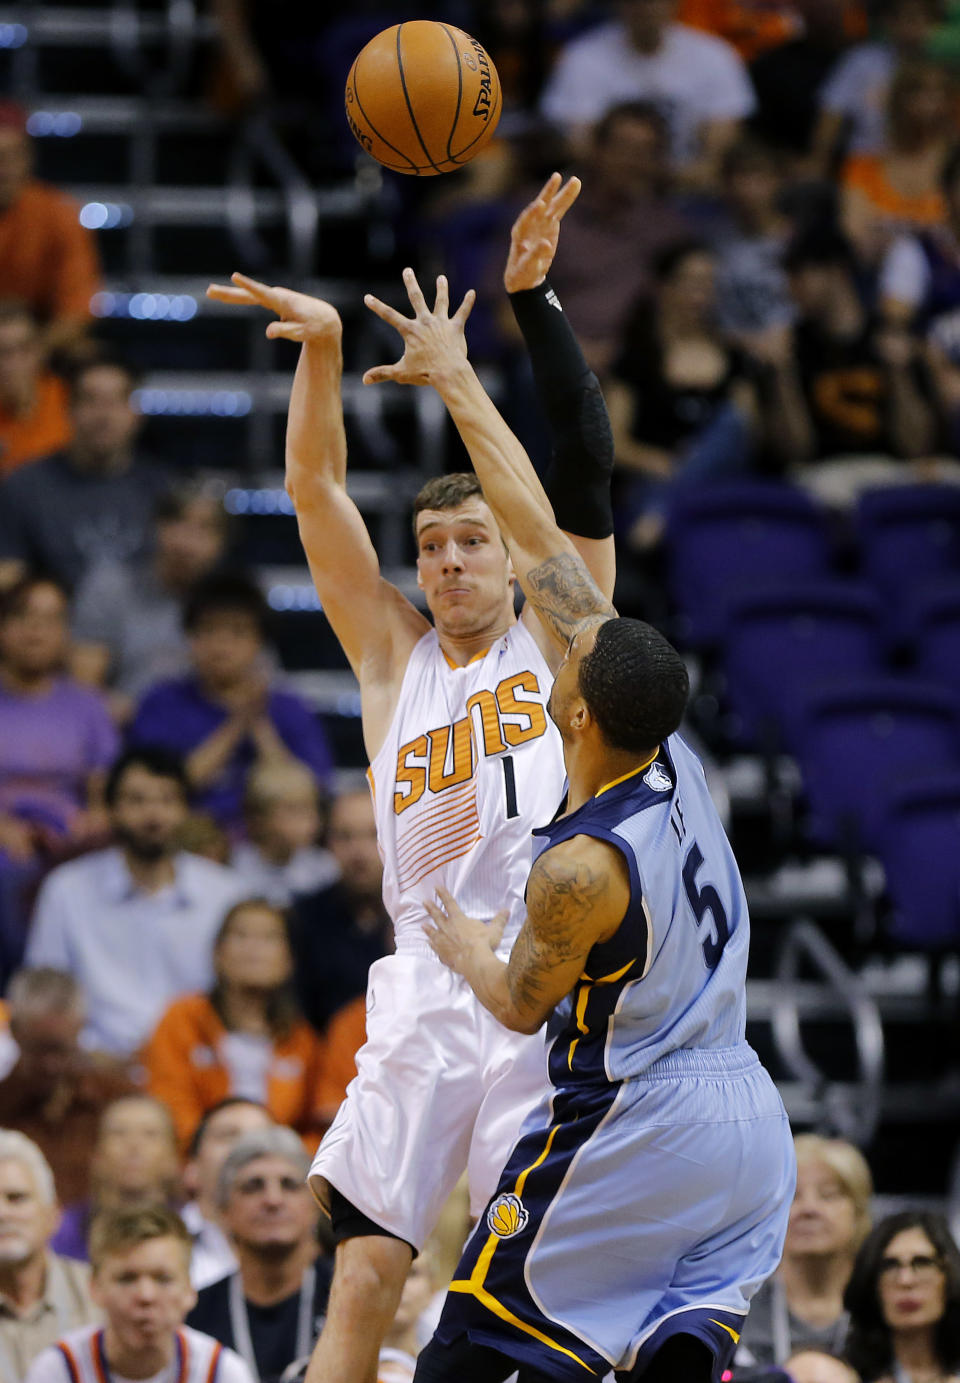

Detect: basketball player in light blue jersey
[362,266,797,1383]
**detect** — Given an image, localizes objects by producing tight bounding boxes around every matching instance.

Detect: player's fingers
[452,288,476,328]
[423,898,444,924]
[230,271,283,306]
[265,320,302,341]
[205,283,260,305]
[553,174,582,220]
[403,266,430,316]
[535,171,563,206]
[363,293,411,332]
[434,274,450,317]
[434,886,457,913]
[362,363,405,386]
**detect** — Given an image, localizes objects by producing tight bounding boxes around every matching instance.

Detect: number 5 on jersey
[682,841,730,970]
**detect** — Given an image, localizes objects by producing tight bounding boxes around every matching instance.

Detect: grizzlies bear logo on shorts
[486,1193,529,1239]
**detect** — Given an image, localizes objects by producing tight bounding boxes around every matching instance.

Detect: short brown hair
[412,473,484,539]
[89,1206,192,1274]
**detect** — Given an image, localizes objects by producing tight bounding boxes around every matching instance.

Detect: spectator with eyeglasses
[844,1210,960,1383]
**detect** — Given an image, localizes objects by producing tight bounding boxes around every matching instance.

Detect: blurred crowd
[4,0,960,1380]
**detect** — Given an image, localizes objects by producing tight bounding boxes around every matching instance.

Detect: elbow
[503,1009,546,1036]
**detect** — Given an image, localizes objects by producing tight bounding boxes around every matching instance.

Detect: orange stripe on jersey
[398,817,483,885]
[204,1342,223,1383]
[91,1332,110,1383]
[394,779,477,856]
[57,1343,82,1383]
[401,828,483,890]
[397,800,481,872]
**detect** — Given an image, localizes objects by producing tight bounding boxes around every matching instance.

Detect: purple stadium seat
[793,679,960,850]
[875,771,960,950]
[722,583,886,750]
[856,487,960,634]
[911,585,960,697]
[665,483,833,645]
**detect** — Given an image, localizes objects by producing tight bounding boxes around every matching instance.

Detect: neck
[219,984,271,1034]
[739,206,786,237]
[97,1184,170,1214]
[0,664,56,696]
[103,1324,176,1380]
[0,376,37,418]
[0,1250,47,1312]
[68,445,128,476]
[893,1326,941,1377]
[566,747,655,813]
[237,1241,313,1307]
[435,608,515,668]
[254,837,294,867]
[628,25,663,55]
[779,1251,852,1319]
[122,848,176,894]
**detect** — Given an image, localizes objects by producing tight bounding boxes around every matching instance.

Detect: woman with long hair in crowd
[143,898,328,1152]
[844,1210,960,1383]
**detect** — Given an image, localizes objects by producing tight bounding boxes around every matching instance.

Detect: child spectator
[142,899,328,1152]
[232,761,337,907]
[0,302,71,476]
[0,356,166,592]
[72,483,233,714]
[0,102,101,360]
[0,1131,98,1379]
[51,1096,181,1264]
[840,59,955,268]
[25,1206,254,1383]
[129,574,334,836]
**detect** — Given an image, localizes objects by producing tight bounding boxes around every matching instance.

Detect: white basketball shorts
[308,947,549,1252]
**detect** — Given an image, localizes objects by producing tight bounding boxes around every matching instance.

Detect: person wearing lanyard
[736,1134,874,1370]
[844,1210,960,1383]
[23,1206,253,1383]
[187,1128,331,1383]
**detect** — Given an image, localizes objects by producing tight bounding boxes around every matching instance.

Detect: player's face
[224,1154,317,1252]
[547,625,599,737]
[416,501,515,639]
[877,1226,947,1331]
[786,1159,857,1257]
[92,1237,195,1353]
[0,1158,57,1267]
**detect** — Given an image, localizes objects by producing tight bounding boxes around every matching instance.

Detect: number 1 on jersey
[502,755,519,819]
[682,841,730,970]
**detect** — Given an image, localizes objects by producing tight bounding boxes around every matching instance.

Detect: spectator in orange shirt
[841,58,955,267]
[0,103,101,359]
[142,898,328,1152]
[0,302,72,476]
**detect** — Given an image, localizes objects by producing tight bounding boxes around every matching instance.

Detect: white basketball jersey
[369,620,566,952]
[49,1325,234,1383]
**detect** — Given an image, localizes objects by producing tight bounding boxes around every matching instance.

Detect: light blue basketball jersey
[532,732,748,1087]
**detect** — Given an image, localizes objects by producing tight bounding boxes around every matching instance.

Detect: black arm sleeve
[509,280,614,540]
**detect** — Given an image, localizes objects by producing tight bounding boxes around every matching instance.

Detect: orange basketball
[345,21,502,176]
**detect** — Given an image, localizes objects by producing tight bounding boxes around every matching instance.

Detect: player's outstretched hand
[205,272,342,343]
[503,172,581,295]
[363,268,474,387]
[423,886,507,976]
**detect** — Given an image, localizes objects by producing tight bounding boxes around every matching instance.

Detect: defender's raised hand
[363,268,475,387]
[205,271,341,343]
[503,172,581,295]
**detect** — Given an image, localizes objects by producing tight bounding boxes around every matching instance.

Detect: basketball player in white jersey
[206,175,616,1383]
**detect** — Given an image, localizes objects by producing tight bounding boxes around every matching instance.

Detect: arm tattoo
[525,552,616,645]
[506,851,609,1016]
